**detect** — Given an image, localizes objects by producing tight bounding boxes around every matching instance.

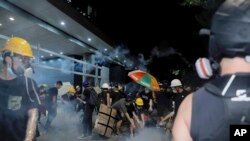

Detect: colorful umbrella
[128,70,160,91]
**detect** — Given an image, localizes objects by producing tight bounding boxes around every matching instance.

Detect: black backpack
[88,88,99,106]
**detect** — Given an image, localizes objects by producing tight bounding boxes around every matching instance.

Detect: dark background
[60,0,225,84]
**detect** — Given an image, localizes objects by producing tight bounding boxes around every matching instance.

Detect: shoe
[77,134,91,140]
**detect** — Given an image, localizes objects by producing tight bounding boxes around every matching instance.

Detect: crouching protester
[111,97,136,137]
[0,37,41,141]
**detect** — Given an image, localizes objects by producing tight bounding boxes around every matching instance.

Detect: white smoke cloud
[149,46,190,65]
[127,128,171,141]
[93,42,190,71]
[37,102,83,141]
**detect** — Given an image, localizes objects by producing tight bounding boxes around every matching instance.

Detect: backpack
[88,88,99,106]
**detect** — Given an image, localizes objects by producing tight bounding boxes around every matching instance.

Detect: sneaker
[77,134,91,140]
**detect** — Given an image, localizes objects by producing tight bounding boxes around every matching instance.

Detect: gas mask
[195,58,213,79]
[24,67,34,78]
[195,57,219,79]
[12,56,33,77]
[171,87,177,93]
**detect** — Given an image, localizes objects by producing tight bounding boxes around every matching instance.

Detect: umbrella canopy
[128,70,160,92]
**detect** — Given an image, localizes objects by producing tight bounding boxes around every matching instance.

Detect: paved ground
[37,102,171,141]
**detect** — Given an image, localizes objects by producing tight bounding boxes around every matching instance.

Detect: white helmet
[170,79,182,87]
[101,83,110,89]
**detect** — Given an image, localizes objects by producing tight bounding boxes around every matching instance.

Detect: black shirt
[111,91,125,104]
[139,91,153,110]
[156,91,173,116]
[98,91,109,105]
[83,87,93,104]
[126,103,136,118]
[0,76,40,141]
[172,90,189,117]
[46,87,58,107]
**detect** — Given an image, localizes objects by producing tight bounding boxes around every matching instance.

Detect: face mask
[7,66,17,78]
[172,87,177,93]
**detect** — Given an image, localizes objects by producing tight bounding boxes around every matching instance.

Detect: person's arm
[172,94,193,141]
[24,108,38,141]
[76,97,86,104]
[124,112,136,128]
[132,111,141,127]
[110,97,113,106]
[148,99,153,112]
[107,93,111,107]
[52,94,57,108]
[160,111,174,123]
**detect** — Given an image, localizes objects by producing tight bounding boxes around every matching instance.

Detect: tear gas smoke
[37,101,83,141]
[126,128,171,141]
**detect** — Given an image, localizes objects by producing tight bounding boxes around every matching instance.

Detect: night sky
[92,1,210,80]
[94,1,208,59]
[68,0,213,81]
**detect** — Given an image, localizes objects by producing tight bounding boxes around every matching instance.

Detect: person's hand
[159,121,166,126]
[130,120,136,129]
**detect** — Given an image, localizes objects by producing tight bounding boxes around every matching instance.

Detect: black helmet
[209,0,250,61]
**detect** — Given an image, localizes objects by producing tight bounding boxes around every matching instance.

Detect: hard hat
[170,79,182,87]
[209,0,250,61]
[1,37,33,58]
[41,84,48,88]
[101,83,110,89]
[135,97,144,106]
[82,80,89,87]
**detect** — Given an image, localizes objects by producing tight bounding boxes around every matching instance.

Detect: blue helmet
[82,80,89,87]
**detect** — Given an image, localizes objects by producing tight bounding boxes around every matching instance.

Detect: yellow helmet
[1,37,33,58]
[68,86,76,95]
[135,97,144,106]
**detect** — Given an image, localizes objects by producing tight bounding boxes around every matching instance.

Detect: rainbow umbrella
[128,70,160,92]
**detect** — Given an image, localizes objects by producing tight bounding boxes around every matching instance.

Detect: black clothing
[111,98,127,120]
[111,91,125,104]
[46,87,58,107]
[82,87,95,135]
[45,87,58,130]
[82,103,95,136]
[98,91,108,105]
[83,87,92,103]
[172,91,188,117]
[156,91,173,116]
[139,91,153,110]
[191,73,250,141]
[0,76,40,141]
[126,103,136,118]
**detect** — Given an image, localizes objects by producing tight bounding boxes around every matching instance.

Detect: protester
[111,97,136,136]
[44,80,62,131]
[78,80,95,139]
[172,1,250,140]
[0,37,41,141]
